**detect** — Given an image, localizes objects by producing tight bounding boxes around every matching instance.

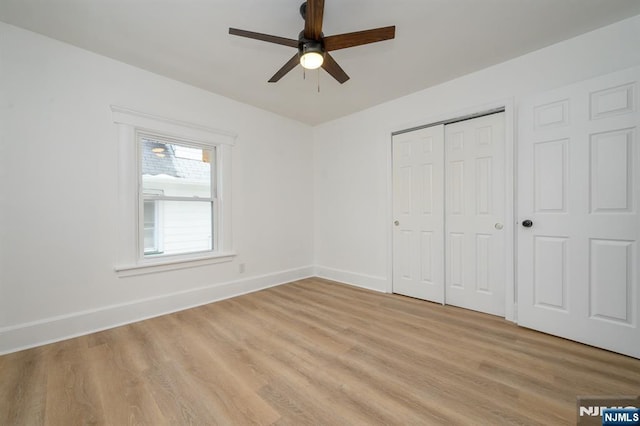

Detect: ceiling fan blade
[322,53,349,84]
[323,26,396,51]
[303,0,325,40]
[229,28,298,48]
[268,54,300,82]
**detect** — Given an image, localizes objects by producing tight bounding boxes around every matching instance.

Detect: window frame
[138,133,216,259]
[112,106,236,276]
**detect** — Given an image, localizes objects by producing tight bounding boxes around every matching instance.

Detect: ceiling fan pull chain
[317,68,320,93]
[303,68,306,80]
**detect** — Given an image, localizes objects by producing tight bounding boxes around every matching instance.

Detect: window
[140,136,214,258]
[112,106,235,275]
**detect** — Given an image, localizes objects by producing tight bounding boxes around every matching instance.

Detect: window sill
[115,252,236,277]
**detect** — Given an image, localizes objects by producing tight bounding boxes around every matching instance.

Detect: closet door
[392,125,445,303]
[444,113,506,316]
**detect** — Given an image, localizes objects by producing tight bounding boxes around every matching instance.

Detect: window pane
[145,200,212,257]
[141,138,212,198]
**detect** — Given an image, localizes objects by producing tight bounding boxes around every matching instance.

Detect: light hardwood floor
[1,278,639,425]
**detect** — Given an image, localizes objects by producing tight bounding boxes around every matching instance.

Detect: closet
[392,112,506,316]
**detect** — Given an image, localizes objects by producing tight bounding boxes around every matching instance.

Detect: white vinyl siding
[149,200,212,255]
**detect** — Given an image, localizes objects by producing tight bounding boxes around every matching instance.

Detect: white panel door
[444,113,506,316]
[518,67,640,358]
[392,125,445,303]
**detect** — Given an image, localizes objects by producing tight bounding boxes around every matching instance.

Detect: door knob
[522,219,533,228]
[495,223,504,230]
[394,220,400,226]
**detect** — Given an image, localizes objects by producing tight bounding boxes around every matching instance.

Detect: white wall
[0,22,314,353]
[313,14,640,292]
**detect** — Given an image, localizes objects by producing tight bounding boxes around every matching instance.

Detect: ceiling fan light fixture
[299,41,324,70]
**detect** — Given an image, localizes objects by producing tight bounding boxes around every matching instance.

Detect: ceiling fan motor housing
[299,2,307,20]
[299,39,324,58]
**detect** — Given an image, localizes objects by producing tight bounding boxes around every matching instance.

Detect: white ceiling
[2,1,640,125]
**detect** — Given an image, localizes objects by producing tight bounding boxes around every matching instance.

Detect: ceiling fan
[229,0,395,84]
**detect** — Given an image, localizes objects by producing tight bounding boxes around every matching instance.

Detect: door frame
[386,98,517,321]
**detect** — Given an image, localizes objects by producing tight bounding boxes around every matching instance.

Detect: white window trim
[112,106,236,276]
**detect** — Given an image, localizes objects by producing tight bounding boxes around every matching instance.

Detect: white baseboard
[0,266,314,355]
[313,265,388,293]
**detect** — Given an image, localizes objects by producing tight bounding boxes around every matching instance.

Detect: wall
[313,14,640,292]
[0,22,314,354]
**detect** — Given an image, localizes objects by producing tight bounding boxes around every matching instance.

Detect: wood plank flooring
[1,278,639,425]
